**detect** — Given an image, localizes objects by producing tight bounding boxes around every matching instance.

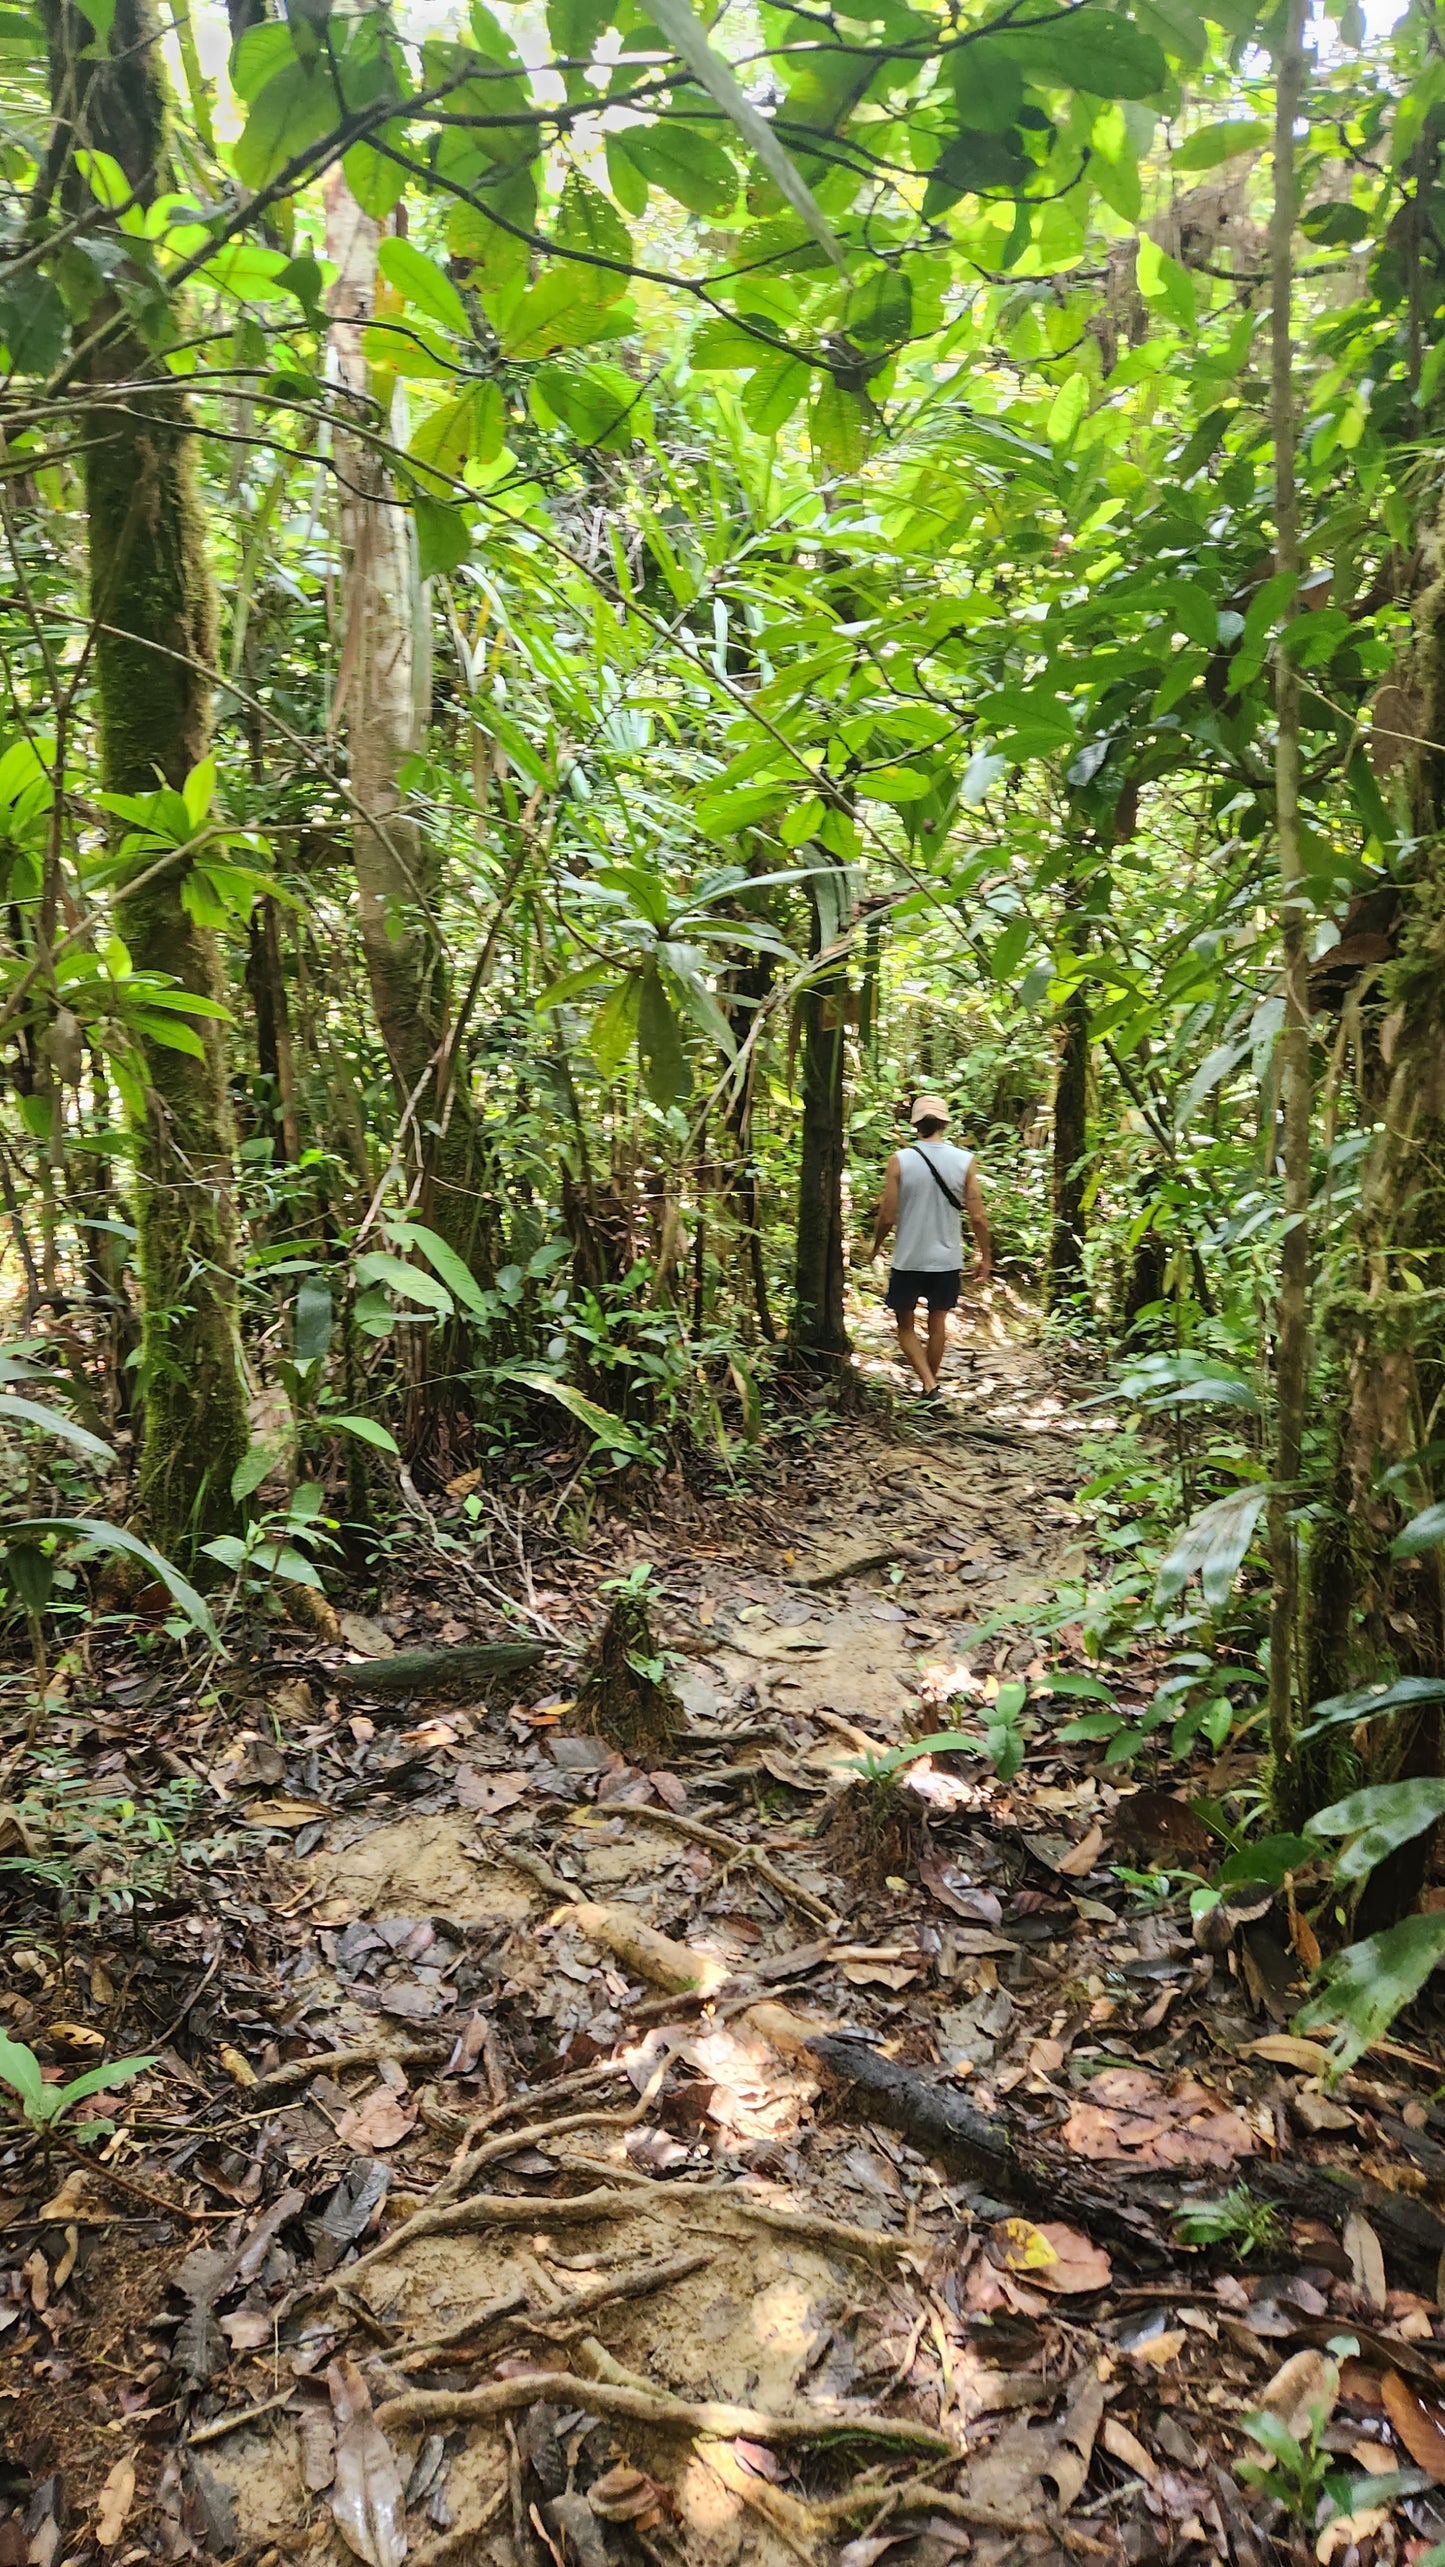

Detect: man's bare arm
[965,1164,992,1282]
[872,1155,900,1257]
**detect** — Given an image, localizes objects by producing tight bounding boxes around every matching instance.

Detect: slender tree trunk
[791,878,851,1367]
[247,898,301,1161]
[724,948,776,1343]
[40,0,248,1548]
[1049,974,1090,1307]
[325,173,493,1284]
[1306,501,1445,1902]
[1266,0,1313,1820]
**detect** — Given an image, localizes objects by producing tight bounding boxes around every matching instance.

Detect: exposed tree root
[586,1800,838,1927]
[375,2365,956,2455]
[394,2246,716,2369]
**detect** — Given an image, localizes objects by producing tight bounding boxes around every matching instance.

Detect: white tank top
[894,1142,972,1272]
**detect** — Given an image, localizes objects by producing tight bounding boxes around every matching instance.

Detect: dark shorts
[885,1267,960,1315]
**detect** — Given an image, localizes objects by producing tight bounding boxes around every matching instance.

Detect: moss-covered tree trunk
[40,0,248,1548]
[325,174,493,1288]
[1305,495,1445,1897]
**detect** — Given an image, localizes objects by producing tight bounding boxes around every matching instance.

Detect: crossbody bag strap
[906,1145,962,1213]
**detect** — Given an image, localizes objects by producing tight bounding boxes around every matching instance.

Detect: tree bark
[325,173,493,1283]
[40,0,249,1548]
[1048,973,1089,1306]
[1266,0,1313,1822]
[724,948,776,1343]
[246,897,301,1162]
[1305,505,1445,1900]
[790,876,851,1368]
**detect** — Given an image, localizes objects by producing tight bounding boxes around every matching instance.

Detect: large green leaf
[942,36,1025,129]
[636,0,845,267]
[13,1518,218,1645]
[1172,117,1269,169]
[637,960,690,1105]
[996,10,1166,97]
[0,1395,115,1466]
[294,1275,333,1365]
[398,1222,489,1318]
[499,267,617,359]
[553,169,632,295]
[506,1370,648,1458]
[611,123,738,221]
[1295,1911,1445,2076]
[353,1250,455,1316]
[233,58,336,189]
[0,2031,45,2117]
[1300,1676,1445,1741]
[923,127,1030,216]
[1308,1778,1445,1885]
[53,2054,158,2116]
[1391,1502,1445,1558]
[1154,1485,1269,1613]
[378,236,470,334]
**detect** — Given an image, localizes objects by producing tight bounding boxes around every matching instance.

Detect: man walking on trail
[871,1096,991,1397]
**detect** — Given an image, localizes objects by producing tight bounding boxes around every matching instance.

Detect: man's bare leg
[895,1310,935,1392]
[926,1308,949,1385]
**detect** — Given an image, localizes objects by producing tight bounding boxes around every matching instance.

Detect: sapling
[0,2028,156,2165]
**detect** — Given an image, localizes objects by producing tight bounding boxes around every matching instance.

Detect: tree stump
[574,1589,681,1764]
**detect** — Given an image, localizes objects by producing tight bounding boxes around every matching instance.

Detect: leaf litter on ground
[2,1332,1445,2566]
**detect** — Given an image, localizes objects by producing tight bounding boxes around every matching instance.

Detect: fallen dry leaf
[335,2085,417,2153]
[327,2358,408,2567]
[1130,2329,1186,2368]
[339,1612,392,1656]
[45,2020,104,2052]
[1259,2349,1339,2441]
[52,2226,78,2292]
[220,2310,273,2351]
[1029,2224,1112,2295]
[840,1955,922,1990]
[1061,2067,1255,2170]
[219,2044,257,2087]
[1317,2506,1388,2564]
[240,1796,332,1829]
[1344,2212,1388,2311]
[919,1853,1003,1924]
[992,2220,1111,2296]
[37,2170,91,2222]
[1247,2033,1332,2074]
[94,2455,135,2550]
[22,2249,48,2313]
[1381,2369,1445,2483]
[586,2463,669,2525]
[967,2362,1105,2513]
[299,2408,338,2493]
[1055,1824,1106,1879]
[446,2015,490,2077]
[455,1766,530,1815]
[1102,2418,1158,2483]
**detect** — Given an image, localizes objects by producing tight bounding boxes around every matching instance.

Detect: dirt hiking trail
[4,1306,1445,2567]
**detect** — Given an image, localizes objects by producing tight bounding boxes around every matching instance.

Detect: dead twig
[186,2391,296,2447]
